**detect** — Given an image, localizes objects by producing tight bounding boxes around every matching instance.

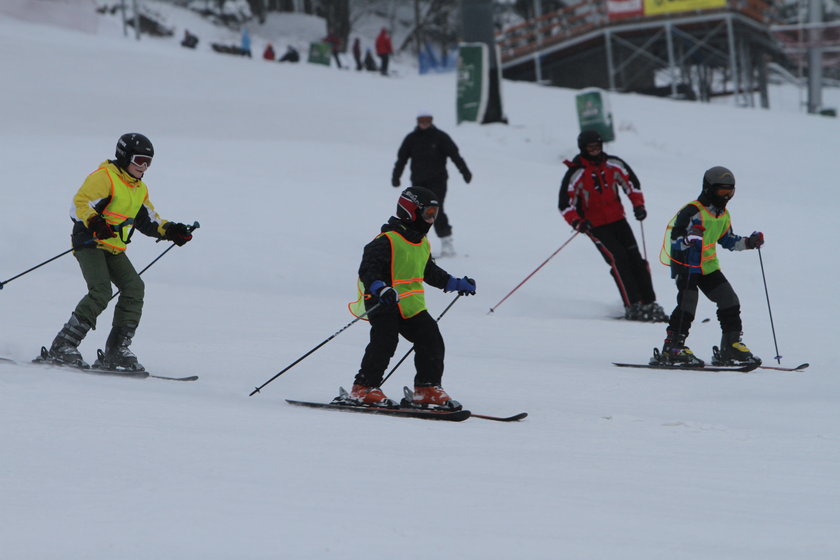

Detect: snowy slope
[1,10,839,560]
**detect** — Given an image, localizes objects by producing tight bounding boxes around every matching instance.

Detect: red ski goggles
[422,206,439,222]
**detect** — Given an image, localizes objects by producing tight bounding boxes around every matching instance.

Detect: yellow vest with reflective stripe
[659,201,730,275]
[348,230,430,319]
[97,167,149,252]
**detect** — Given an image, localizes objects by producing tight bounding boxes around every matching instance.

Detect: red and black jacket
[558,153,644,228]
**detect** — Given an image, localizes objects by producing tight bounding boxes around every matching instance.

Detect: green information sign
[575,88,615,142]
[308,42,331,66]
[457,43,487,124]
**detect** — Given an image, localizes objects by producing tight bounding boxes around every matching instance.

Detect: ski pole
[249,302,382,396]
[109,221,200,302]
[488,231,579,313]
[379,294,462,388]
[639,221,648,262]
[757,247,782,364]
[0,243,92,290]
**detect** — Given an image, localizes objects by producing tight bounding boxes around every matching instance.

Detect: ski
[25,347,198,382]
[470,412,528,422]
[613,362,760,373]
[758,363,809,372]
[285,399,471,421]
[0,356,15,363]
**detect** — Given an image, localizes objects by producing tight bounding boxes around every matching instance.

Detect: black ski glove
[88,215,115,240]
[633,205,647,221]
[572,219,592,234]
[164,222,193,246]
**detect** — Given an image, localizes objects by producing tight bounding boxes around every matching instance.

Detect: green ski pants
[72,248,144,329]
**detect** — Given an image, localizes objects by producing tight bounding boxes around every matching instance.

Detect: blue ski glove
[370,280,399,306]
[445,276,476,296]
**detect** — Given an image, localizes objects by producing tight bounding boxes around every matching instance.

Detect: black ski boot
[640,302,669,323]
[712,332,761,366]
[94,323,144,372]
[44,313,92,368]
[655,330,704,367]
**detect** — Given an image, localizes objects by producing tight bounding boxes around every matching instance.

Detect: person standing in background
[391,111,472,258]
[375,27,393,76]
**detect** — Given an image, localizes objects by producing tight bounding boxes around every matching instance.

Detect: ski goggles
[417,116,433,125]
[712,184,735,199]
[130,154,153,168]
[422,206,439,222]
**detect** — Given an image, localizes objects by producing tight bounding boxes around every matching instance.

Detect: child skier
[346,186,476,410]
[657,166,764,366]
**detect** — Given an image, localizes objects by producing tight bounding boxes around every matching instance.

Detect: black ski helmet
[577,129,603,152]
[702,166,736,207]
[396,186,440,233]
[115,133,154,169]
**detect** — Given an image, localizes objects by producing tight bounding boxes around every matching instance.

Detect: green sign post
[575,88,615,142]
[456,43,488,124]
[308,42,331,66]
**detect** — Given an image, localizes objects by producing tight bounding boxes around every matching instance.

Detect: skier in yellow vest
[657,166,764,366]
[347,186,476,409]
[42,133,194,371]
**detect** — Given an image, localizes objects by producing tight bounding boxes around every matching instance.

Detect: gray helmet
[702,166,735,192]
[702,166,736,207]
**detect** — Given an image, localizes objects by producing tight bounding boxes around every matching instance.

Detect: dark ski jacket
[358,217,450,300]
[392,126,470,184]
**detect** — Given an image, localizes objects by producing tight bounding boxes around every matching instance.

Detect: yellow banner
[644,0,726,16]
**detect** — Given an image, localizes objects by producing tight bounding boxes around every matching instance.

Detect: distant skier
[41,133,194,371]
[375,27,393,76]
[657,166,764,366]
[391,111,472,257]
[346,186,476,410]
[559,129,667,322]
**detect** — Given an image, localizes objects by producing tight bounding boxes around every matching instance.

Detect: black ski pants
[412,177,452,238]
[667,270,741,337]
[587,219,655,307]
[356,308,445,388]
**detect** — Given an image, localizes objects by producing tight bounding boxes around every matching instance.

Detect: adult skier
[657,166,764,366]
[347,186,476,410]
[41,133,194,371]
[391,111,472,258]
[559,130,667,321]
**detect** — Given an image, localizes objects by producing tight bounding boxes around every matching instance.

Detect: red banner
[608,0,645,20]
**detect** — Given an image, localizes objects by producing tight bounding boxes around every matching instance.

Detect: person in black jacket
[346,187,476,410]
[391,111,472,257]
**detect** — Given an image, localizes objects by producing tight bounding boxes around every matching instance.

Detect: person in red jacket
[375,27,393,76]
[262,43,275,61]
[558,130,666,322]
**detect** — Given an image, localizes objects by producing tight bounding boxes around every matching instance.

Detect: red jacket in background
[376,29,393,56]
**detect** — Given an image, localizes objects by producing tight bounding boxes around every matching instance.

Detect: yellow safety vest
[97,167,149,252]
[349,230,430,319]
[660,201,731,275]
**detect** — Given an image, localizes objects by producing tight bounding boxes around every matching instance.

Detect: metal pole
[665,22,677,98]
[807,0,823,114]
[725,15,739,106]
[121,0,127,37]
[605,29,616,91]
[133,0,140,41]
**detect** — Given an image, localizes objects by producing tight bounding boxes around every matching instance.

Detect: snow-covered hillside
[1,8,838,560]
